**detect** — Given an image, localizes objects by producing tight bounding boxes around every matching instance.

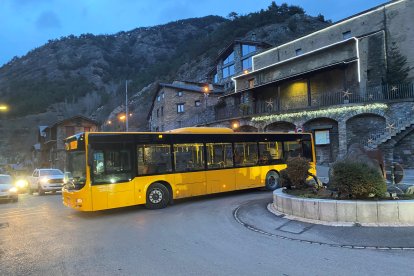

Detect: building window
[248,79,255,89]
[177,104,185,113]
[223,51,234,65]
[242,44,256,56]
[213,73,218,83]
[177,91,183,97]
[65,126,75,137]
[195,100,201,107]
[242,58,252,70]
[342,31,352,40]
[161,106,164,116]
[177,121,182,128]
[295,48,303,56]
[161,92,164,99]
[222,64,235,78]
[157,95,161,102]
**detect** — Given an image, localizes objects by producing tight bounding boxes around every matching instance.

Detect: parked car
[28,169,64,195]
[0,174,18,202]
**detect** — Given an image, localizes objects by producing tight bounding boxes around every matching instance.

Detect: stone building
[206,38,272,92]
[35,115,99,170]
[208,0,414,167]
[148,81,224,131]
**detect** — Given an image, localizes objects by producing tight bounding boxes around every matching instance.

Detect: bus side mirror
[87,145,94,168]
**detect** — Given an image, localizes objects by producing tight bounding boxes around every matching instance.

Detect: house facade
[207,38,272,92]
[34,115,99,170]
[148,81,224,132]
[209,0,414,167]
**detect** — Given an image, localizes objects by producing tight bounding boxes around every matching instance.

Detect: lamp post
[125,80,129,132]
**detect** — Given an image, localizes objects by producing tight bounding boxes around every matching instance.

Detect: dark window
[242,44,256,56]
[92,147,132,185]
[65,126,75,137]
[342,30,352,40]
[195,100,201,107]
[173,143,205,172]
[161,106,164,116]
[283,140,312,161]
[137,144,172,175]
[223,51,234,65]
[258,141,283,165]
[242,58,252,70]
[177,104,184,113]
[157,95,160,102]
[295,48,303,56]
[234,142,258,167]
[206,143,233,169]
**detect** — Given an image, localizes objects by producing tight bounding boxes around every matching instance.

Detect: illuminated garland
[252,103,388,122]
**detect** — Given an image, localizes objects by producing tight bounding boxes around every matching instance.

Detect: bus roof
[167,127,234,134]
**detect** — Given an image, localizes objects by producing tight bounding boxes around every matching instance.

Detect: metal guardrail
[215,83,414,121]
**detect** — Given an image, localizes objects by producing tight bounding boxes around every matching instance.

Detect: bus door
[234,142,261,189]
[173,143,206,197]
[205,143,235,193]
[91,147,135,210]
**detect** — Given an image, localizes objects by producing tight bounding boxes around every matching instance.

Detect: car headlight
[16,179,28,188]
[9,187,18,193]
[40,177,49,184]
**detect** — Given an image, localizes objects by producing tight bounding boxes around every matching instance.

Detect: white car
[0,174,18,202]
[28,169,64,195]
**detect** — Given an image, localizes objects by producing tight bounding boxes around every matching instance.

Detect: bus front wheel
[146,183,170,210]
[265,171,280,191]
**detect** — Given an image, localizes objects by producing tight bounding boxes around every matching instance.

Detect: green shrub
[282,157,310,189]
[331,161,387,199]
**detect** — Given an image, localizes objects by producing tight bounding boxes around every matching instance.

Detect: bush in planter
[280,157,310,189]
[330,161,386,199]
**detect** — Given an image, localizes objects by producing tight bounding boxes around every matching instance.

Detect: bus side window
[258,141,283,165]
[284,141,302,160]
[137,144,172,175]
[173,143,205,172]
[234,142,258,167]
[206,143,233,169]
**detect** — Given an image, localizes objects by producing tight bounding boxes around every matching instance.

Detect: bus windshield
[65,151,86,190]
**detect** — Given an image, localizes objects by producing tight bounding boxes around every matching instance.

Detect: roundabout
[234,197,414,250]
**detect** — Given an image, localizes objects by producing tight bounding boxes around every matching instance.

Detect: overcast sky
[0,0,387,66]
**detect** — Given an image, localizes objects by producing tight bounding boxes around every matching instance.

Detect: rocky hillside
[0,2,330,162]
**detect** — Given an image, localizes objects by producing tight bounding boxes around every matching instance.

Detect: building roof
[215,39,272,62]
[47,115,99,130]
[147,81,224,120]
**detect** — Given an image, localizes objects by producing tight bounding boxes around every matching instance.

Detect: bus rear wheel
[146,183,170,210]
[265,171,280,191]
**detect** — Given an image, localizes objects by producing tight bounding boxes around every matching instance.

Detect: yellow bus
[62,127,316,211]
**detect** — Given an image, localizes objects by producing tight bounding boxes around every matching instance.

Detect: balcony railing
[215,83,414,121]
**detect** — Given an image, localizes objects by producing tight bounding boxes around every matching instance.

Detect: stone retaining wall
[273,188,414,224]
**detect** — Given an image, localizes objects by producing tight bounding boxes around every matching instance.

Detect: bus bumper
[62,189,92,211]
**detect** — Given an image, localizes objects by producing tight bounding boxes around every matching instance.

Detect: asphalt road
[1,191,414,276]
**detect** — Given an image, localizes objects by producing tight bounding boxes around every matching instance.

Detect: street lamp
[0,104,8,112]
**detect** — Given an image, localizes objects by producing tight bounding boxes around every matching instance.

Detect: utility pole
[125,80,129,132]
